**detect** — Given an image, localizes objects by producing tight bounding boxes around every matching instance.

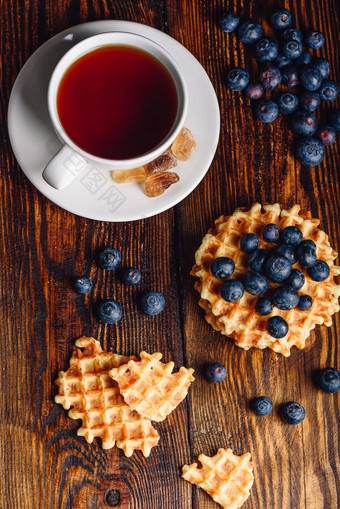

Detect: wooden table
[1,1,339,508]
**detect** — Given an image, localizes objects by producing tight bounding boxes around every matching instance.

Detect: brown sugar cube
[146,149,177,175]
[171,127,196,161]
[112,167,146,183]
[144,172,179,197]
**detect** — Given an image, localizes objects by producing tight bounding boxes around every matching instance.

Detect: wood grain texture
[0,0,339,508]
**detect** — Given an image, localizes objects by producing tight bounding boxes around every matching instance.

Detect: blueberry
[204,363,227,383]
[292,111,318,136]
[249,249,270,272]
[280,226,303,246]
[299,239,317,250]
[237,19,263,44]
[282,65,300,87]
[296,240,317,267]
[72,276,92,294]
[122,267,141,286]
[96,300,122,324]
[312,57,330,79]
[276,244,297,264]
[220,12,240,33]
[243,271,269,295]
[296,52,312,66]
[259,66,281,90]
[263,223,280,242]
[267,316,289,338]
[220,280,244,302]
[227,68,250,91]
[97,247,121,270]
[270,8,291,30]
[282,28,303,42]
[280,402,305,424]
[296,137,324,166]
[255,100,279,123]
[316,125,337,145]
[250,396,273,415]
[140,291,165,315]
[300,65,322,91]
[275,54,292,68]
[211,257,235,279]
[305,31,325,49]
[255,38,279,62]
[265,255,292,283]
[300,91,320,112]
[255,297,273,316]
[315,368,340,393]
[307,259,330,281]
[283,40,303,59]
[328,109,340,131]
[277,92,299,115]
[245,83,264,100]
[240,233,260,253]
[319,80,339,102]
[272,285,300,310]
[297,295,313,311]
[285,269,305,290]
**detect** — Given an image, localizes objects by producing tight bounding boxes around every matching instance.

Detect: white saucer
[8,21,220,222]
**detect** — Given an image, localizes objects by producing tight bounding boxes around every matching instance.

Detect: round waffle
[191,203,340,356]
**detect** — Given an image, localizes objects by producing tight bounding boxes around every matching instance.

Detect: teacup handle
[43,145,88,190]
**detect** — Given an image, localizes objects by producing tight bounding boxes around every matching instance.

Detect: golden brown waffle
[55,337,159,456]
[191,203,340,356]
[109,352,195,422]
[182,448,254,509]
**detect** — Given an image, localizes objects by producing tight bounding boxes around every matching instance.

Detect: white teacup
[43,31,188,190]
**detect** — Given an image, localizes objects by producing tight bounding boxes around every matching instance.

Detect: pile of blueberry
[211,223,330,339]
[72,247,165,322]
[221,8,340,166]
[204,363,340,424]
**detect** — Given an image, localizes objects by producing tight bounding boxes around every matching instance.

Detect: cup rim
[47,31,188,167]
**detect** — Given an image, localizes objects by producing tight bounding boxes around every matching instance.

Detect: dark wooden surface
[1,1,340,508]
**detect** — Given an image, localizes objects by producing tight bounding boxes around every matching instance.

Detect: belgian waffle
[55,337,159,456]
[182,448,254,509]
[191,203,340,356]
[109,351,195,422]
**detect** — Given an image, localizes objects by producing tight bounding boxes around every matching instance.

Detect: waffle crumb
[182,448,254,509]
[109,351,195,422]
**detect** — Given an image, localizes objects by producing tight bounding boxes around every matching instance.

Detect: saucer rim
[8,20,220,222]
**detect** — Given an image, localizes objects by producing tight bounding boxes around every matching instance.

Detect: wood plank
[0,1,192,508]
[172,1,340,508]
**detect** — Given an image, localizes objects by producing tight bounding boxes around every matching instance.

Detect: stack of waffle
[55,337,194,457]
[192,203,340,356]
